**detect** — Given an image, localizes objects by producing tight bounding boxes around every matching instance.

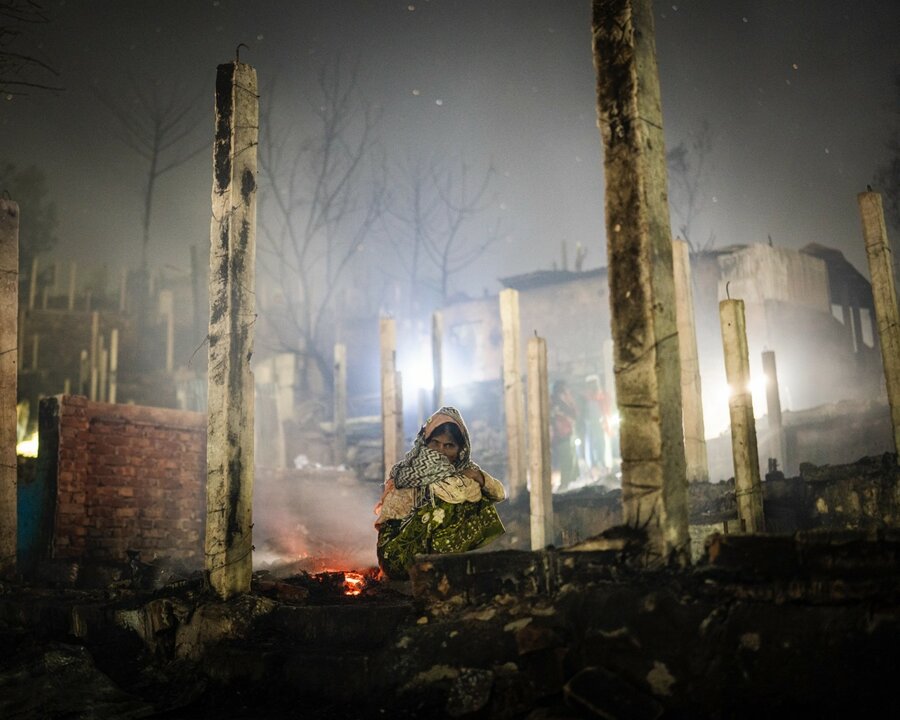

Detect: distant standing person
[374,407,506,579]
[551,380,579,491]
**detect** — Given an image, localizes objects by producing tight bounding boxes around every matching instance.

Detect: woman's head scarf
[390,406,476,488]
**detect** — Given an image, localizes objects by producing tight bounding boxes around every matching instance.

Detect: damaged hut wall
[45,395,206,564]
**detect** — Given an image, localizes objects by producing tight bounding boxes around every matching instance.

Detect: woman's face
[427,431,460,464]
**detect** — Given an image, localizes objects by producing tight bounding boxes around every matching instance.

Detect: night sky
[3,0,899,298]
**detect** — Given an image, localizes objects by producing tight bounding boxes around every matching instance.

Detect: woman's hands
[462,466,485,487]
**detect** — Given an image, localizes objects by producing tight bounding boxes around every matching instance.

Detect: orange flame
[343,572,366,596]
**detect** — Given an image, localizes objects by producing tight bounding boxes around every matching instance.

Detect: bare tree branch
[257,59,386,394]
[93,76,209,268]
[0,0,62,95]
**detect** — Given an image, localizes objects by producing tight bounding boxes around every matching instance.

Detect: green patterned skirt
[377,498,506,579]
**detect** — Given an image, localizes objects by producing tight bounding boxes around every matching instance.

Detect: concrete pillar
[672,239,709,482]
[500,288,527,501]
[858,191,900,457]
[205,60,259,599]
[432,311,443,411]
[527,335,553,549]
[333,343,347,466]
[720,299,765,533]
[761,350,785,471]
[109,328,119,404]
[0,200,19,578]
[380,317,402,476]
[592,0,689,563]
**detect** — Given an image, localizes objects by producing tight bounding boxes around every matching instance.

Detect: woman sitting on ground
[374,406,506,579]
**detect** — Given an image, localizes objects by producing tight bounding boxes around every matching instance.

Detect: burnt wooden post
[527,334,553,549]
[0,200,18,577]
[592,0,689,563]
[673,239,709,482]
[858,191,900,458]
[334,343,347,465]
[500,288,527,501]
[720,299,765,533]
[205,59,259,599]
[380,317,402,476]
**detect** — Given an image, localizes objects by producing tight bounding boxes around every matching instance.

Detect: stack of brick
[51,396,206,565]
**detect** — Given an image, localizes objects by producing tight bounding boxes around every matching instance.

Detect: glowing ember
[343,572,366,596]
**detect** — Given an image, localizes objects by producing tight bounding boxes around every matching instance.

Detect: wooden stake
[720,299,765,533]
[380,317,400,476]
[527,335,553,549]
[0,199,19,577]
[672,239,709,482]
[500,289,527,501]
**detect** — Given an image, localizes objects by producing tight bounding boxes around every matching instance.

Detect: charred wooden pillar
[720,299,765,533]
[673,239,709,482]
[858,191,900,458]
[592,0,689,563]
[205,60,259,599]
[500,289,527,501]
[0,200,18,577]
[527,334,553,549]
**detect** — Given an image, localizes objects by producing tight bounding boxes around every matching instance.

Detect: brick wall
[48,396,206,565]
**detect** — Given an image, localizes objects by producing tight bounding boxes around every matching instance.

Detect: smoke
[252,467,382,572]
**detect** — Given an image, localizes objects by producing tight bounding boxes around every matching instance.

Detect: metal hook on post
[235,43,249,63]
[725,281,731,300]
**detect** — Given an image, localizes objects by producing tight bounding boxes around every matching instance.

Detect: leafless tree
[94,76,209,269]
[0,0,60,96]
[384,153,499,310]
[667,120,717,254]
[257,60,386,392]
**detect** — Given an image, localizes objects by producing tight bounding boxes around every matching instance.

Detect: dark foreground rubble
[1,525,899,719]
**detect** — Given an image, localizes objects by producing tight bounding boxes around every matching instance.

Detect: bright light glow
[401,352,433,392]
[608,412,621,428]
[17,433,38,458]
[726,374,767,398]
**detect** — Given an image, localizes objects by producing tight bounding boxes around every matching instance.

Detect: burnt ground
[2,454,899,719]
